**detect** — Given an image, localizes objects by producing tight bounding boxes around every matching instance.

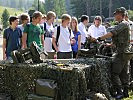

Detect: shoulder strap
[44,22,46,31]
[56,26,60,43]
[68,27,71,38]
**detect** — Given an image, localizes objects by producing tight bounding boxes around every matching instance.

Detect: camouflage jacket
[110,20,130,53]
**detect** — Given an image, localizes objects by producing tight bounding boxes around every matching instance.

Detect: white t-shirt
[44,23,54,52]
[88,24,107,38]
[78,22,88,44]
[53,25,74,52]
[18,24,24,34]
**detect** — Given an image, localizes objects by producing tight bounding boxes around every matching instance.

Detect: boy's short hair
[46,11,56,20]
[32,11,43,19]
[19,13,30,23]
[81,15,89,22]
[9,16,18,25]
[61,14,71,22]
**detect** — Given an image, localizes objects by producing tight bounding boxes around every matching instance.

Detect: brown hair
[70,17,78,32]
[46,11,56,20]
[19,13,30,23]
[61,14,71,23]
[32,11,42,19]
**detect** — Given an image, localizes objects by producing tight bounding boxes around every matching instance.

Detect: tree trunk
[86,0,91,16]
[100,0,102,16]
[109,0,112,17]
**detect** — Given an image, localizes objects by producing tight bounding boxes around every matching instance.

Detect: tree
[44,0,66,17]
[2,9,10,29]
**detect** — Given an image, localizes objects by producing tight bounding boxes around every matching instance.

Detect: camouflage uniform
[110,20,130,95]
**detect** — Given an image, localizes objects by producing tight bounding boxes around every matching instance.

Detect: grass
[123,91,133,100]
[0,6,23,16]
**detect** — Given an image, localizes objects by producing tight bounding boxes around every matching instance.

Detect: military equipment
[28,94,53,100]
[0,93,11,100]
[35,79,57,98]
[11,42,48,64]
[0,56,113,100]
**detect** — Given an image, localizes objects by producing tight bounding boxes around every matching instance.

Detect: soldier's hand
[91,37,97,42]
[97,37,103,42]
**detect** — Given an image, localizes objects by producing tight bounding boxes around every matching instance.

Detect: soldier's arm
[22,33,27,49]
[100,32,113,40]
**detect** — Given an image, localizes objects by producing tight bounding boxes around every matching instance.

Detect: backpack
[52,26,71,51]
[43,22,46,40]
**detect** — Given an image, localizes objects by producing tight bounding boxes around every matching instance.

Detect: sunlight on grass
[123,91,133,100]
[0,6,23,16]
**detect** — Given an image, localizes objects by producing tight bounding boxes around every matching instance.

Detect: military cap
[114,7,127,15]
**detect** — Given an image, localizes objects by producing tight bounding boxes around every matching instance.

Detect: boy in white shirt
[43,11,56,59]
[78,15,89,46]
[52,14,75,59]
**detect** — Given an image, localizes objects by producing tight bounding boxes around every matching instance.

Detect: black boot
[123,87,129,98]
[115,88,124,99]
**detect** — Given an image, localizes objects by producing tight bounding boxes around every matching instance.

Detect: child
[3,16,22,60]
[18,13,30,32]
[22,11,44,48]
[43,11,56,59]
[52,14,75,59]
[70,17,81,58]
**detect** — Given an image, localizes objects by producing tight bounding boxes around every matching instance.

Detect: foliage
[128,10,133,21]
[44,0,66,17]
[0,6,23,17]
[0,0,34,11]
[70,0,133,18]
[1,9,10,29]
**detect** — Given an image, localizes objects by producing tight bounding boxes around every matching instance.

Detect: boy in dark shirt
[3,16,22,60]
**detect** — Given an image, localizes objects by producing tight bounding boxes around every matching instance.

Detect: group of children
[3,11,84,60]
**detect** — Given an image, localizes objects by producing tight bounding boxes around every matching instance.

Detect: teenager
[22,11,44,48]
[52,14,75,59]
[70,17,81,58]
[3,16,22,60]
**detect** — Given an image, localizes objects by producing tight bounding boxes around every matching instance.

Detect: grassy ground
[0,6,23,16]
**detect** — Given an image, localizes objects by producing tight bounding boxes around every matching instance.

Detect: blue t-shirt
[3,27,22,58]
[72,31,81,52]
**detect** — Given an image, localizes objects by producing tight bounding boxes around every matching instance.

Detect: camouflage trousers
[111,53,130,89]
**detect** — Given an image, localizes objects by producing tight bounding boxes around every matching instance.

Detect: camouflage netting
[0,58,112,100]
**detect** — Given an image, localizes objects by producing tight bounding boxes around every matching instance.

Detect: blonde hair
[46,11,56,20]
[32,11,43,19]
[70,17,78,32]
[61,14,71,23]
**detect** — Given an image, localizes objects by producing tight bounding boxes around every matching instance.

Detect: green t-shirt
[23,23,44,48]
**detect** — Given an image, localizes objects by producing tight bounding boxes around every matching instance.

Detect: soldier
[97,7,130,99]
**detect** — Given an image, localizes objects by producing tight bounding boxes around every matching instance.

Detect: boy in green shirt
[22,11,44,48]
